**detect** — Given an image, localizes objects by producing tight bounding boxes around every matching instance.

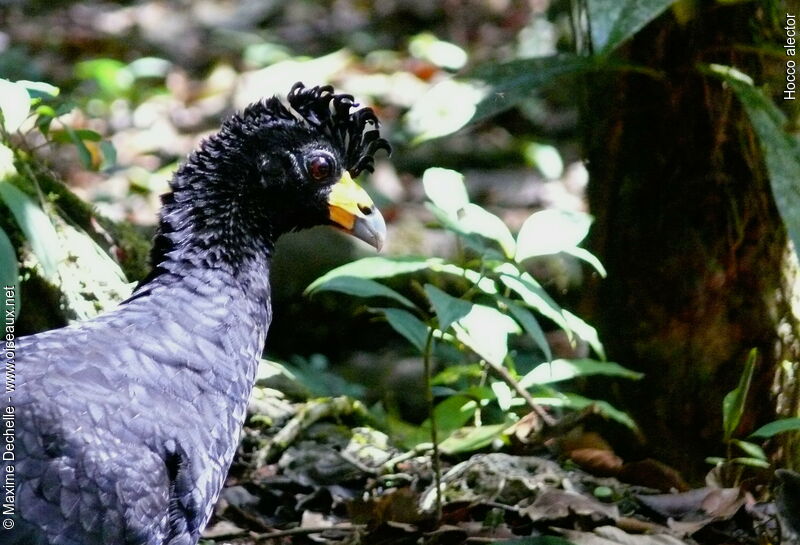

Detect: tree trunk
[583,2,800,478]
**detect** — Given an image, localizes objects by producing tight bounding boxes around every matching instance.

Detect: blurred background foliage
[0,0,798,482]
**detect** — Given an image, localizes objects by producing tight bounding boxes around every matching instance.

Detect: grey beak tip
[352,208,387,251]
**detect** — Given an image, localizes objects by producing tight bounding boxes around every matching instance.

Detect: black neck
[147,131,276,281]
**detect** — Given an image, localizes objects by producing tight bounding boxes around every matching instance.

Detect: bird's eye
[307,154,334,181]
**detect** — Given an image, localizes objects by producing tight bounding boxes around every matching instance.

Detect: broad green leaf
[730,457,770,469]
[0,181,61,280]
[459,204,516,258]
[708,65,800,256]
[18,80,59,98]
[0,226,19,317]
[504,299,552,361]
[427,202,506,258]
[0,79,31,132]
[466,55,598,126]
[428,395,478,433]
[0,143,14,179]
[515,209,593,261]
[432,363,483,385]
[722,348,757,442]
[308,276,416,309]
[51,129,102,143]
[520,359,642,389]
[424,284,473,332]
[524,142,563,179]
[405,79,486,141]
[563,310,606,360]
[375,307,430,352]
[439,423,508,454]
[561,393,638,431]
[433,262,498,294]
[52,220,131,320]
[588,0,681,54]
[422,167,469,218]
[491,381,515,411]
[65,127,94,169]
[100,141,117,170]
[453,304,521,365]
[306,256,433,292]
[563,247,608,277]
[75,59,132,96]
[732,439,767,461]
[750,418,800,439]
[495,263,570,336]
[409,33,468,70]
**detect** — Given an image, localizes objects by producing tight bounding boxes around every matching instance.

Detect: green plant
[307,167,641,512]
[0,78,131,320]
[706,349,800,480]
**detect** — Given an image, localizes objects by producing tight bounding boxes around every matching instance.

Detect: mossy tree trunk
[583,2,800,477]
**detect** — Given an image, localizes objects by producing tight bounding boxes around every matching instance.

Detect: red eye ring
[308,155,333,181]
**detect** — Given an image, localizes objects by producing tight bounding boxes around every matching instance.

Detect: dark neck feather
[148,106,285,279]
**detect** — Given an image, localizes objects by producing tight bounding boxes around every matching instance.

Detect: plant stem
[423,327,442,520]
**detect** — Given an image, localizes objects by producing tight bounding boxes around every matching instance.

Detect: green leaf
[563,309,606,360]
[459,204,516,258]
[429,395,478,433]
[306,256,433,293]
[100,141,117,170]
[730,457,770,469]
[422,167,469,217]
[722,348,757,442]
[425,284,473,332]
[453,304,521,365]
[375,307,430,352]
[732,439,767,461]
[503,299,552,361]
[426,202,506,258]
[432,363,483,385]
[491,380,515,411]
[563,247,607,277]
[0,79,31,132]
[0,226,19,317]
[405,79,487,141]
[439,423,508,454]
[75,59,133,96]
[707,65,800,256]
[50,129,102,143]
[520,359,643,388]
[64,127,93,169]
[588,0,681,54]
[495,264,570,336]
[515,209,593,261]
[750,418,800,439]
[0,181,61,280]
[560,393,638,431]
[308,276,416,309]
[18,80,59,98]
[433,262,499,294]
[466,55,598,126]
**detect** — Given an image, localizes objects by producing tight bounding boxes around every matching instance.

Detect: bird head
[155,83,391,273]
[220,83,389,250]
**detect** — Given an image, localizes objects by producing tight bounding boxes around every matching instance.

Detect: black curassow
[3,83,390,545]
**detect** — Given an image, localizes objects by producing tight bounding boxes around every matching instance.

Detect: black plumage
[4,83,389,545]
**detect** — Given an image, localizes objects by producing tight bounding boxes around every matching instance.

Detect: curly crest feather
[285,83,391,176]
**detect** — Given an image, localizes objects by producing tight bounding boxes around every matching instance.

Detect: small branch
[487,358,556,427]
[422,328,443,520]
